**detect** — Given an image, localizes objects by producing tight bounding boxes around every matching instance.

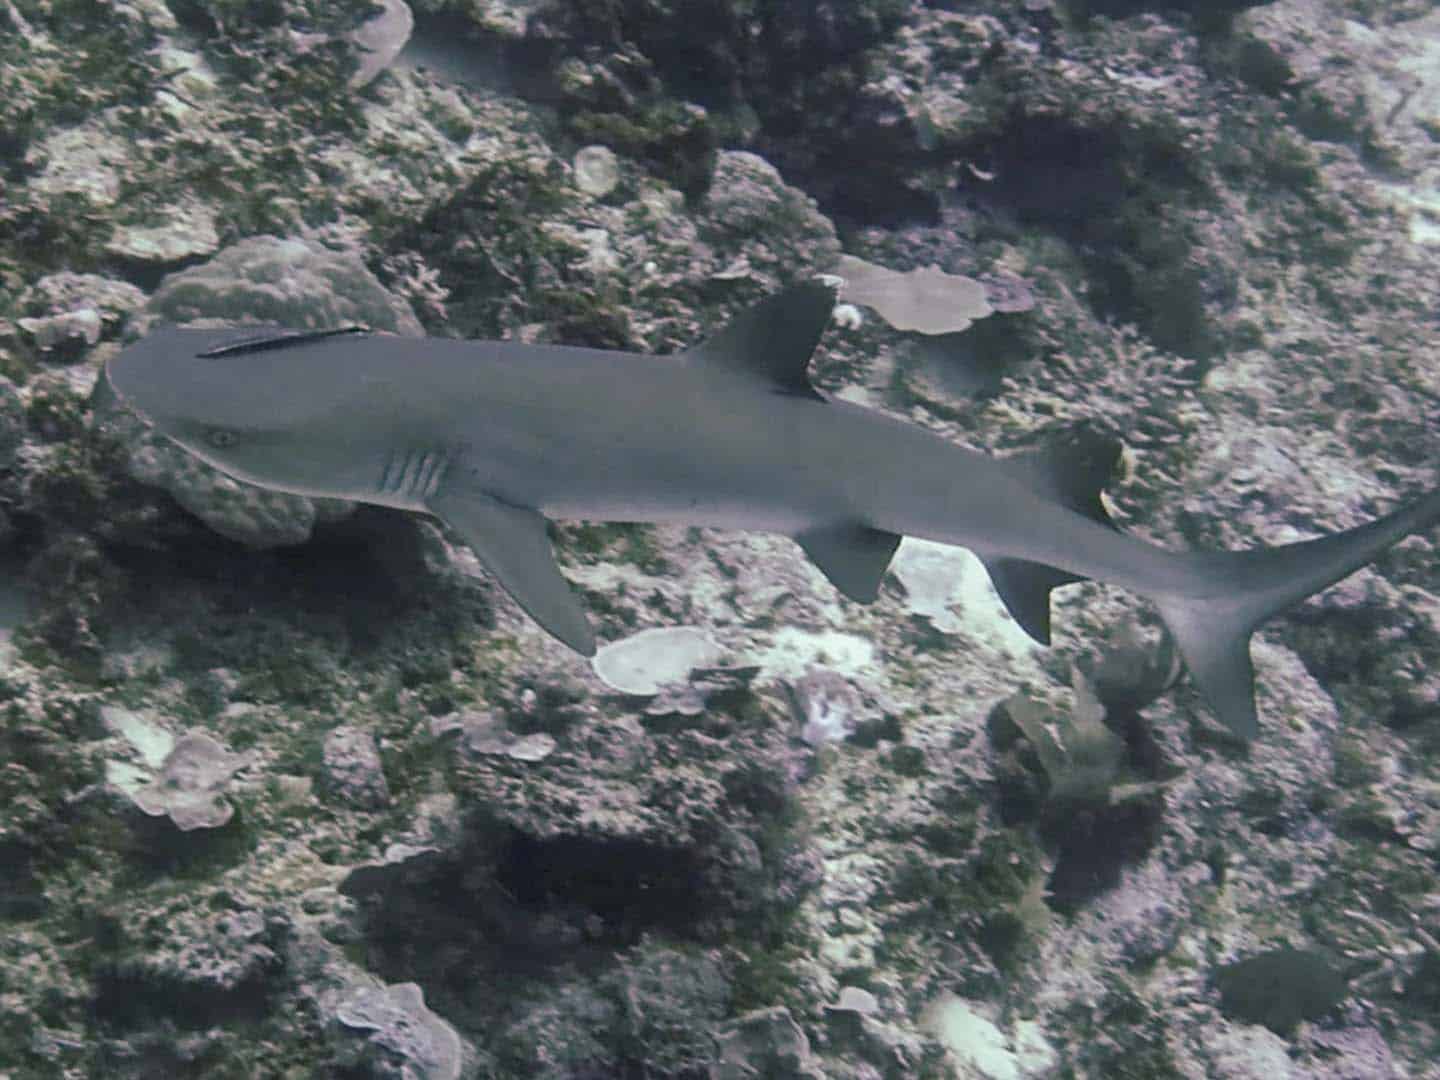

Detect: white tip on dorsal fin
[683,281,837,400]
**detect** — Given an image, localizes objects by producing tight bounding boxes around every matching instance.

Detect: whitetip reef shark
[104,281,1440,739]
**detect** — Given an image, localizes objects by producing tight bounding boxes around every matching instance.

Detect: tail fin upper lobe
[1154,488,1440,738]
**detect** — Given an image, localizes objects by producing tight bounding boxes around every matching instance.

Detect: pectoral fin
[428,487,595,656]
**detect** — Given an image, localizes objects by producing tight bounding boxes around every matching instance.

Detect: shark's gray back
[351,335,860,531]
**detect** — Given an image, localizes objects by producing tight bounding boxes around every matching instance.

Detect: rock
[592,626,723,695]
[321,726,391,810]
[350,0,414,89]
[713,1006,822,1080]
[105,196,221,265]
[574,145,621,197]
[332,981,465,1080]
[148,235,423,334]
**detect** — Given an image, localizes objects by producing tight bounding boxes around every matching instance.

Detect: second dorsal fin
[980,425,1125,645]
[683,281,837,400]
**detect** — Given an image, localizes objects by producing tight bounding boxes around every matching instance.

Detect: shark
[103,281,1440,739]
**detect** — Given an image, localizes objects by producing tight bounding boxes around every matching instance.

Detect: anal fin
[794,523,902,603]
[980,557,1081,646]
[428,486,595,656]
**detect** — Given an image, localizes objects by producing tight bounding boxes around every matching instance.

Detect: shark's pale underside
[104,282,1440,738]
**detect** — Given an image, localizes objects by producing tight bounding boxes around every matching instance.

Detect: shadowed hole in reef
[397,10,565,99]
[90,964,275,1030]
[0,841,46,920]
[1043,798,1165,914]
[104,506,491,663]
[342,828,712,1017]
[118,508,415,612]
[960,116,1217,359]
[497,832,709,941]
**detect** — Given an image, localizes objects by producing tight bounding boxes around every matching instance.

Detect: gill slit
[379,445,451,500]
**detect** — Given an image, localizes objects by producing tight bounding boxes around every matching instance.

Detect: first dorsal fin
[981,425,1125,645]
[684,281,837,400]
[1007,423,1124,525]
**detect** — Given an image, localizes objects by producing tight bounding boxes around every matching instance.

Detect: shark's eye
[206,427,239,449]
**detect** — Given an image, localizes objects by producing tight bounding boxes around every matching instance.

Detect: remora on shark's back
[104,282,1440,739]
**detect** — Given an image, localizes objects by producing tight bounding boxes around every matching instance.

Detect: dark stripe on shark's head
[197,325,373,359]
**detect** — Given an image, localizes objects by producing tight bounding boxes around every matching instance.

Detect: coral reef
[0,0,1438,1076]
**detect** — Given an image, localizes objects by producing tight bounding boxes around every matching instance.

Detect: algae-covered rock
[106,196,223,266]
[321,726,392,810]
[0,376,25,470]
[699,151,841,283]
[149,235,423,334]
[494,943,728,1078]
[92,906,284,1029]
[15,271,146,356]
[713,1006,822,1080]
[118,427,343,547]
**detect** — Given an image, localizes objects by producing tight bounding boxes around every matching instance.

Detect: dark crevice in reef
[101,506,490,661]
[1044,798,1166,914]
[341,826,716,1023]
[0,840,47,920]
[353,828,710,962]
[497,832,710,942]
[404,10,569,102]
[958,115,1221,358]
[90,966,276,1030]
[534,0,913,213]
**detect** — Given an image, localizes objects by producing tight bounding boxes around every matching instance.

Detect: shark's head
[105,325,383,497]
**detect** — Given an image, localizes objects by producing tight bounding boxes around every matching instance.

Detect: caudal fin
[1155,489,1440,738]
